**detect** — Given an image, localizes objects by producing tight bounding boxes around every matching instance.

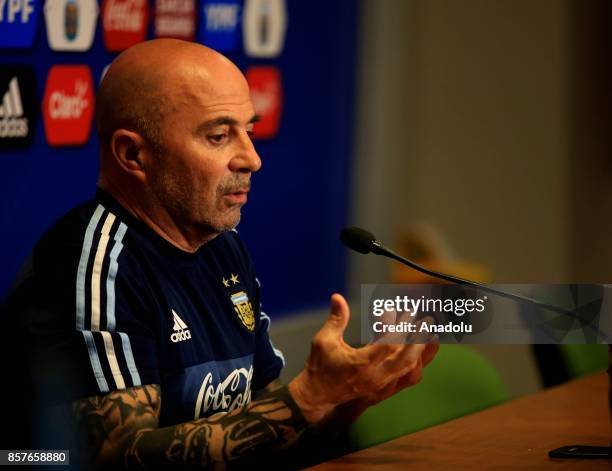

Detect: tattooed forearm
[129,386,307,468]
[73,384,311,469]
[251,378,283,400]
[72,385,160,467]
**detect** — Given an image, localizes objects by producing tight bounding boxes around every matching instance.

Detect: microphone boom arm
[373,241,585,320]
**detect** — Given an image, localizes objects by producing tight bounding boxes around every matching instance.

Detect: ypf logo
[44,0,98,51]
[242,0,287,58]
[198,0,240,52]
[246,66,282,139]
[0,66,36,149]
[154,0,196,41]
[42,65,94,147]
[102,0,149,51]
[0,0,42,49]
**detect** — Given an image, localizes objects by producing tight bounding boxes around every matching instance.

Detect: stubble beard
[150,169,248,240]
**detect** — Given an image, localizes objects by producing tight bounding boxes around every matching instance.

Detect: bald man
[1,39,437,468]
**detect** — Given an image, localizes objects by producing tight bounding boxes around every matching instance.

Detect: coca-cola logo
[246,66,283,139]
[42,65,94,147]
[194,366,253,419]
[102,0,149,51]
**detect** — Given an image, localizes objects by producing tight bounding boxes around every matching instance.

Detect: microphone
[340,226,381,255]
[341,226,483,285]
[340,226,599,324]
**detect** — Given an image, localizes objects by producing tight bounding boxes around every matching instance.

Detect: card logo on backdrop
[0,66,35,149]
[44,0,98,51]
[242,0,287,58]
[246,66,282,139]
[0,0,41,49]
[198,0,240,52]
[42,65,94,147]
[102,0,148,51]
[154,0,195,41]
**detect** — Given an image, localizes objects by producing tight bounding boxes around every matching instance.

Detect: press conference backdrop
[0,0,358,316]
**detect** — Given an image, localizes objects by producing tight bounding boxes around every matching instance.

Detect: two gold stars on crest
[222,274,240,288]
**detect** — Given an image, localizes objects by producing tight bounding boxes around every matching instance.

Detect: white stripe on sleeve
[105,222,128,332]
[81,331,110,393]
[101,331,126,389]
[90,213,116,331]
[76,205,105,331]
[260,311,286,367]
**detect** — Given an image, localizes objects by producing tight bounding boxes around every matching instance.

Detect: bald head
[94,39,260,252]
[95,39,246,153]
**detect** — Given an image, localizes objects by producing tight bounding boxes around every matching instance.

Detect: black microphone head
[340,226,377,254]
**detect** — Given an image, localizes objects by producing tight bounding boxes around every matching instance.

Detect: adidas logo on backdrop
[0,77,28,138]
[0,66,35,149]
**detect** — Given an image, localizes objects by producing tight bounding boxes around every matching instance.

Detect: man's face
[147,64,261,239]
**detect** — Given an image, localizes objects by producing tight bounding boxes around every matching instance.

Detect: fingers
[362,341,399,363]
[379,342,425,376]
[359,333,437,393]
[373,308,397,342]
[395,362,424,389]
[359,360,425,407]
[404,316,437,344]
[323,293,350,336]
[372,343,438,402]
[355,343,423,395]
[377,328,438,381]
[372,309,409,344]
[380,358,425,400]
[421,340,439,367]
[371,313,434,346]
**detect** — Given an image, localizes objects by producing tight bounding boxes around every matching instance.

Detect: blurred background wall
[273,0,612,397]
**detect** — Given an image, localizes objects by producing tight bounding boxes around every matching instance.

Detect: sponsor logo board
[242,0,286,58]
[0,66,36,149]
[198,0,240,52]
[0,0,42,49]
[42,65,94,146]
[102,0,149,51]
[246,66,282,139]
[44,0,98,52]
[154,0,196,41]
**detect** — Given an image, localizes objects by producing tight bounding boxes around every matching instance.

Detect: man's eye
[208,134,227,144]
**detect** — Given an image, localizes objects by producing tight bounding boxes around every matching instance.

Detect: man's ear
[110,129,151,179]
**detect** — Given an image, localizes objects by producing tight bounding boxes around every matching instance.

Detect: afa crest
[230,291,255,332]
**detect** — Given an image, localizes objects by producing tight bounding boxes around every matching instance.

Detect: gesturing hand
[288,293,438,424]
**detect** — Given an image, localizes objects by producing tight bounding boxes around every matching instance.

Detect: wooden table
[309,373,611,470]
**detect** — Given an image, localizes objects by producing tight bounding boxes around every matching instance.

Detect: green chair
[558,344,608,378]
[348,345,509,450]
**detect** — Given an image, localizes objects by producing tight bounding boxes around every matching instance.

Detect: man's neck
[99,182,216,253]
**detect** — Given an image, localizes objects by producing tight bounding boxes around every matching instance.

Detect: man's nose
[231,131,262,173]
